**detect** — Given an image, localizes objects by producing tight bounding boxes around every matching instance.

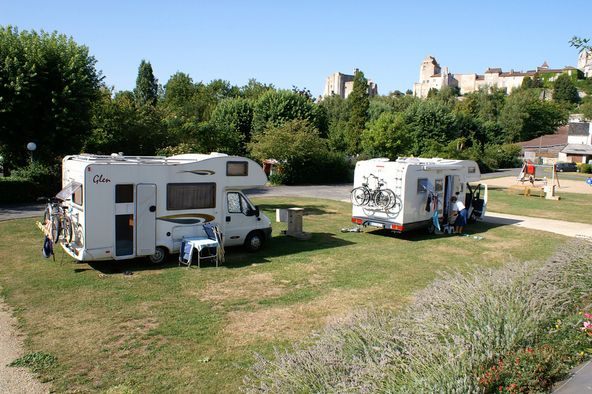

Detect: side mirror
[247,206,260,217]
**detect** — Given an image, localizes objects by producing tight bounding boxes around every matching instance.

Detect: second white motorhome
[53,152,272,264]
[351,157,487,233]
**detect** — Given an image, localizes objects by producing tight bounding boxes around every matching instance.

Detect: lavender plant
[241,241,592,393]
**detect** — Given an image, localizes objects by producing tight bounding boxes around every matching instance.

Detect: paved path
[245,184,592,239]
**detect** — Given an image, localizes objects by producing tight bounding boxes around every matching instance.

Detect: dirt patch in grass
[194,272,286,304]
[223,286,402,348]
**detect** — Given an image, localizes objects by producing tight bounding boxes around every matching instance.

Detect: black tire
[62,216,73,243]
[244,231,264,253]
[373,190,392,208]
[51,215,60,243]
[147,246,168,265]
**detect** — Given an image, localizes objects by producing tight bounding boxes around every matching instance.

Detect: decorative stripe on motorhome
[157,213,216,224]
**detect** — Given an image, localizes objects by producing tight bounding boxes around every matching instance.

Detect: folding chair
[179,240,195,268]
[203,223,224,266]
[179,223,221,268]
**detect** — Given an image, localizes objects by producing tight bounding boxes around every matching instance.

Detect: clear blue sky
[2,0,590,98]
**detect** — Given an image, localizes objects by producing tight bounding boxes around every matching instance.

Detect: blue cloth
[432,199,440,231]
[454,209,468,227]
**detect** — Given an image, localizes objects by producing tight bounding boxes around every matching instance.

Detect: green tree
[163,71,199,112]
[403,100,458,155]
[248,118,327,163]
[580,97,592,121]
[361,112,412,159]
[345,70,370,154]
[0,26,103,172]
[553,73,579,106]
[367,100,395,123]
[251,90,317,136]
[209,97,254,153]
[134,60,159,107]
[84,87,168,156]
[521,72,543,89]
[499,89,567,143]
[317,95,351,152]
[239,78,275,100]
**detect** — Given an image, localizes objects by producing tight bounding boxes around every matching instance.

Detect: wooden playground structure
[511,161,561,200]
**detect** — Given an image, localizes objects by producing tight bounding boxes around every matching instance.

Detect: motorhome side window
[417,179,429,194]
[72,186,83,206]
[116,184,134,203]
[227,161,248,176]
[227,192,250,215]
[167,183,216,210]
[435,179,443,192]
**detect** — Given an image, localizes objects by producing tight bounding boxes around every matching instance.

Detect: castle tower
[578,50,592,78]
[419,55,440,84]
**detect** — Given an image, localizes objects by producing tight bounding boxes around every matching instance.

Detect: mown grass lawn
[0,196,574,393]
[486,185,592,224]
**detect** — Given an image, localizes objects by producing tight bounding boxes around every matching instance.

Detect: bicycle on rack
[40,197,72,244]
[350,174,397,209]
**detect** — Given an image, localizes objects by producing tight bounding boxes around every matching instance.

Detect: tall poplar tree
[134,60,158,107]
[345,70,370,154]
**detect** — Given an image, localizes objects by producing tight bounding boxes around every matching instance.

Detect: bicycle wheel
[61,216,73,243]
[373,190,393,208]
[350,187,370,206]
[51,215,60,243]
[383,189,398,209]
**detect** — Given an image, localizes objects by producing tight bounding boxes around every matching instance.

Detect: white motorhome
[351,157,487,233]
[56,152,272,264]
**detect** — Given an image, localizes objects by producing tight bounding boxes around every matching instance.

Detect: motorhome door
[136,184,157,256]
[443,175,461,216]
[224,191,257,246]
[114,184,135,259]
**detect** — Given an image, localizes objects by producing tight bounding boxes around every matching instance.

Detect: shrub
[277,151,353,185]
[241,240,592,393]
[0,162,61,204]
[579,163,592,174]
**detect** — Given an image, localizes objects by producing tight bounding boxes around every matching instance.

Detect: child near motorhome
[449,196,467,235]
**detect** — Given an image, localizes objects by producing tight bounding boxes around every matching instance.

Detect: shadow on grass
[82,231,354,274]
[257,202,334,217]
[362,220,515,242]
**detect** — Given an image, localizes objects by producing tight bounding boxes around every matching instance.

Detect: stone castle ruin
[413,52,591,98]
[323,68,378,99]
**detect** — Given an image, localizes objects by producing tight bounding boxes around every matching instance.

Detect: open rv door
[467,183,487,223]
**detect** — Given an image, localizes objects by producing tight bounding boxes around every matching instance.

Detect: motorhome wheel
[244,231,263,253]
[147,246,168,265]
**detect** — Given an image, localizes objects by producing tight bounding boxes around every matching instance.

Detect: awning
[56,181,82,200]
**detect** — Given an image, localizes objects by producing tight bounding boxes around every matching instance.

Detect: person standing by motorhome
[449,196,467,234]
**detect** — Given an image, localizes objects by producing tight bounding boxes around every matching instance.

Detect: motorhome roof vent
[110,153,126,160]
[209,152,228,157]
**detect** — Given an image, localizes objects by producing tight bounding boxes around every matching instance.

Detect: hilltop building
[578,50,592,78]
[323,68,378,99]
[413,55,583,98]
